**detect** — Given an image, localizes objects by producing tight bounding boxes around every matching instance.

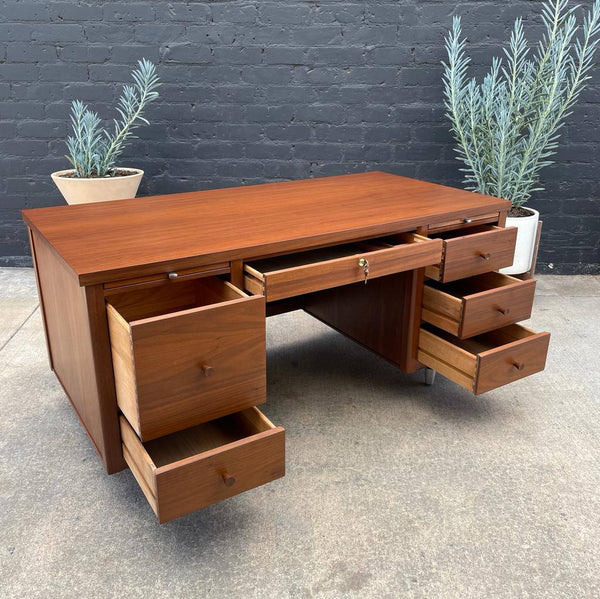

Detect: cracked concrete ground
[1,268,599,598]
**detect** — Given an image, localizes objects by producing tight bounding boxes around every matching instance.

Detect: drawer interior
[108,276,245,322]
[245,240,391,276]
[421,322,537,356]
[141,408,274,468]
[121,406,284,522]
[425,271,522,299]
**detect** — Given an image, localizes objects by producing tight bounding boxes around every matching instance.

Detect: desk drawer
[244,234,442,302]
[107,277,266,442]
[421,225,517,283]
[418,324,550,394]
[422,272,537,338]
[120,408,285,523]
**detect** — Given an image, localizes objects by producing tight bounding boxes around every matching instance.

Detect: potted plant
[52,59,160,205]
[443,0,600,274]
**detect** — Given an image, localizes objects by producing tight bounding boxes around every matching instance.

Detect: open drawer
[243,234,442,301]
[418,323,550,394]
[422,272,537,338]
[418,225,517,283]
[107,277,266,442]
[120,408,285,523]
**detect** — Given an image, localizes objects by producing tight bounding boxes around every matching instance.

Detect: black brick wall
[1,1,598,273]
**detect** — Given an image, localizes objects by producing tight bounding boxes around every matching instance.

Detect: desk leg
[423,368,436,385]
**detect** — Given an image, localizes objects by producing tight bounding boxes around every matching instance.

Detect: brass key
[358,257,370,284]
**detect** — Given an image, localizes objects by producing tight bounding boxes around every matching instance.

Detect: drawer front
[109,294,266,441]
[475,331,550,394]
[422,276,536,338]
[120,409,285,523]
[245,235,442,302]
[427,226,517,283]
[418,325,550,394]
[460,279,536,338]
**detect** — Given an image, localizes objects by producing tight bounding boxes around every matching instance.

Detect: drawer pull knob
[497,307,510,316]
[200,364,214,377]
[168,272,178,280]
[464,218,473,224]
[222,472,236,487]
[477,252,491,260]
[513,361,525,371]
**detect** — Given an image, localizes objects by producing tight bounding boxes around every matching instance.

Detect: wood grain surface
[304,270,423,372]
[245,235,442,302]
[460,277,536,338]
[108,278,266,441]
[22,172,510,286]
[30,230,124,472]
[431,225,518,282]
[120,409,285,523]
[418,324,550,395]
[422,273,537,338]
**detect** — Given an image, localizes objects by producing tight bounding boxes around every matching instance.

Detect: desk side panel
[30,230,125,474]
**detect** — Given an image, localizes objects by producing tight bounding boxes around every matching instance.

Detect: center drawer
[107,277,266,442]
[243,234,442,302]
[422,272,537,338]
[120,407,285,523]
[418,323,550,394]
[418,225,517,283]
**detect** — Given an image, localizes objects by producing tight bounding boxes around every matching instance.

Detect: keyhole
[358,258,370,284]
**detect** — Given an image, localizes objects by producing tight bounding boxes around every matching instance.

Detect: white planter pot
[500,208,540,275]
[51,168,144,205]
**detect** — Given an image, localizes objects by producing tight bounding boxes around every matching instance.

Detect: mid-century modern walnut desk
[22,172,550,523]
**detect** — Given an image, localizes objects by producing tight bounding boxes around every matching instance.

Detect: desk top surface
[23,171,510,285]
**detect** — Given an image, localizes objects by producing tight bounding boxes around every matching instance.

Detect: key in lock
[358,257,370,284]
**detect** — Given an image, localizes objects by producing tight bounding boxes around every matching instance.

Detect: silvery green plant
[443,0,600,209]
[66,59,160,178]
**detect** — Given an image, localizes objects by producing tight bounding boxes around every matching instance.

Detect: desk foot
[423,368,436,386]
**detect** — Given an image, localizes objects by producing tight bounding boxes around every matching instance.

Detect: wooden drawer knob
[512,361,525,371]
[200,364,214,377]
[477,251,492,260]
[222,472,236,487]
[497,307,510,316]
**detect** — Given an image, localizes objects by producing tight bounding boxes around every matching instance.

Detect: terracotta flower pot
[51,168,144,205]
[500,207,540,275]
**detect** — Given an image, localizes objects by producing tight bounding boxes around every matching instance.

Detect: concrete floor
[1,268,599,598]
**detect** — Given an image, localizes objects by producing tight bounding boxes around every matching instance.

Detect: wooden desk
[22,172,550,522]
